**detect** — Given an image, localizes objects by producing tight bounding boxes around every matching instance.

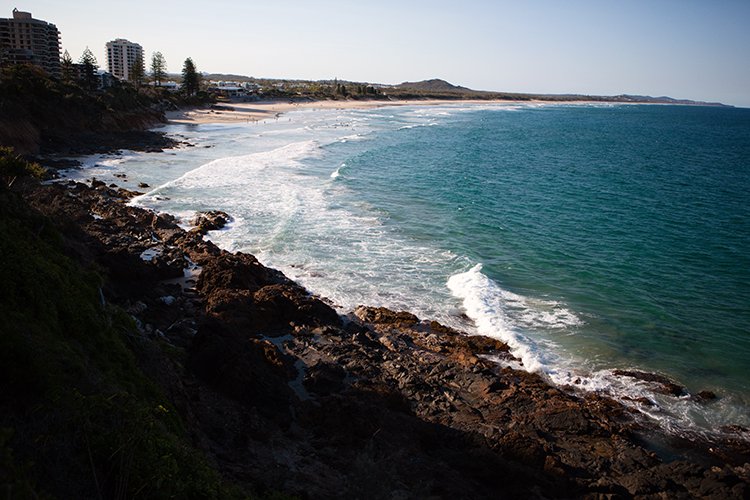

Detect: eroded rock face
[190,210,231,235]
[197,252,341,331]
[188,317,295,423]
[612,369,687,397]
[21,179,750,499]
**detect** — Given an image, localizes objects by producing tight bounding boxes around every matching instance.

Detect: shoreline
[14,176,750,497]
[26,104,750,497]
[164,98,535,125]
[72,103,750,442]
[162,98,688,126]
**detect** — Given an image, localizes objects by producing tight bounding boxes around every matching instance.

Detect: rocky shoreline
[10,174,746,498]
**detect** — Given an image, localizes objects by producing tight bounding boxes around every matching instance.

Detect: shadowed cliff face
[0,65,177,156]
[11,178,750,499]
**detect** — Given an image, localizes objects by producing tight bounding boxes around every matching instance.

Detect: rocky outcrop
[19,179,750,499]
[191,210,232,235]
[612,369,687,397]
[0,66,186,157]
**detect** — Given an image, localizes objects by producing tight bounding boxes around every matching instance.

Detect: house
[207,80,248,98]
[150,80,180,92]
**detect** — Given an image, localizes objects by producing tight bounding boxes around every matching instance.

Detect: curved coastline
[23,102,748,497]
[17,171,748,498]
[139,102,750,440]
[163,98,551,125]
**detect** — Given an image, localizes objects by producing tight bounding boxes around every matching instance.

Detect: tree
[150,51,166,86]
[78,47,98,90]
[60,50,74,82]
[181,57,200,96]
[130,53,145,87]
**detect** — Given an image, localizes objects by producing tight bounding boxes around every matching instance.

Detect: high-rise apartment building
[106,38,143,81]
[0,9,61,76]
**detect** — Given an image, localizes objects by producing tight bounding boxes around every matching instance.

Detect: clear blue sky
[11,0,750,106]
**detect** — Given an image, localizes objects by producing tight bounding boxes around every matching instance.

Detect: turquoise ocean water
[64,103,750,438]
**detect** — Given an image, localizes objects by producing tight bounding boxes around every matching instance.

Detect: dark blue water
[340,105,750,426]
[110,102,750,435]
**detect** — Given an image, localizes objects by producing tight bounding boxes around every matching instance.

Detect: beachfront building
[0,9,61,76]
[207,80,251,98]
[105,38,143,81]
[149,80,180,92]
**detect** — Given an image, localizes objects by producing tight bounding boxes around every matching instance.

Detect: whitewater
[61,102,750,441]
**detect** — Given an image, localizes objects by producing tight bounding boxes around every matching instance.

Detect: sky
[10,0,750,107]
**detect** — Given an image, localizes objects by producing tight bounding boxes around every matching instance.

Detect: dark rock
[252,284,341,329]
[693,390,717,403]
[14,178,750,500]
[41,130,180,157]
[188,318,294,422]
[35,157,81,169]
[198,252,287,295]
[612,369,686,396]
[303,360,347,395]
[353,306,419,326]
[191,210,232,235]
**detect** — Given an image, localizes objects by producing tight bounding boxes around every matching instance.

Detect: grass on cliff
[0,64,212,154]
[0,157,245,498]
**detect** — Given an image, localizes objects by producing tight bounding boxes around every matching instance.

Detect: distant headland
[198,74,732,107]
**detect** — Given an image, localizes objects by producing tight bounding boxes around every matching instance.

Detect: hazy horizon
[10,0,750,107]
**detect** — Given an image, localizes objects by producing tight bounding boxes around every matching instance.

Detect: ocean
[63,102,750,439]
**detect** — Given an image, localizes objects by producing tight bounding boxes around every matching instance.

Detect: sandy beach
[165,99,502,125]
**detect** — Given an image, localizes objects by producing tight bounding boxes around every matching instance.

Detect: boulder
[188,318,294,422]
[191,210,232,235]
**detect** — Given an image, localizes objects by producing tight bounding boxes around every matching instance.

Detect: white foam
[81,151,138,169]
[557,367,750,440]
[130,140,322,206]
[445,264,750,438]
[447,263,564,373]
[338,133,367,143]
[97,102,748,443]
[330,163,345,179]
[397,121,440,131]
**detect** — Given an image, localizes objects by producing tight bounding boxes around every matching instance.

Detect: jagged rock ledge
[19,179,750,498]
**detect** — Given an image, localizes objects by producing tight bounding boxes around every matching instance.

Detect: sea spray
[447,264,553,373]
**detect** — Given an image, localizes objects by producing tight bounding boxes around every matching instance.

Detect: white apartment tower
[106,38,143,81]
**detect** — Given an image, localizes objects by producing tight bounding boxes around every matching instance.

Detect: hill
[395,79,471,92]
[386,79,730,106]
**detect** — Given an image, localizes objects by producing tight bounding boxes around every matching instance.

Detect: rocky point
[16,178,750,499]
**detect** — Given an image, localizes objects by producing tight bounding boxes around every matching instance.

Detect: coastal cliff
[1,162,748,498]
[0,66,180,156]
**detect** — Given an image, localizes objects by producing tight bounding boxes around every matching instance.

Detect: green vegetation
[60,49,75,83]
[0,64,211,154]
[0,153,245,498]
[0,146,45,187]
[130,53,145,87]
[78,47,99,91]
[150,52,167,86]
[181,58,200,97]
